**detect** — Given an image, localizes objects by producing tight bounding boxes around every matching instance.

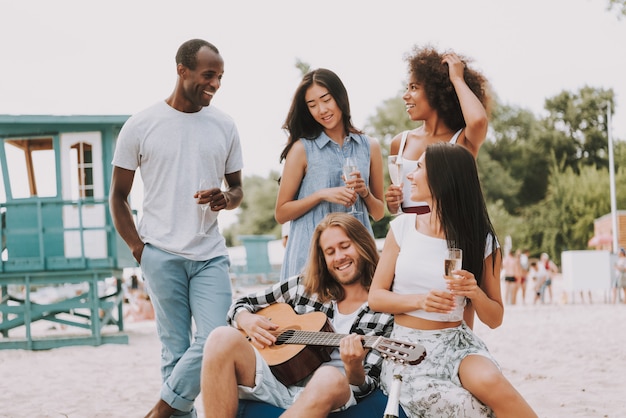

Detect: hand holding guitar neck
[241,303,427,386]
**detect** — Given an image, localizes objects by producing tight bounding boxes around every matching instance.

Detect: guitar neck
[276,329,381,348]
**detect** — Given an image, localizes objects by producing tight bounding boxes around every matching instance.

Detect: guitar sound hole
[275,329,296,346]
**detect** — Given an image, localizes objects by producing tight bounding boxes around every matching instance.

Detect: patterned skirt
[381,323,496,418]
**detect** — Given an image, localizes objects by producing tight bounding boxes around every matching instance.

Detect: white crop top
[390,214,497,322]
[394,129,462,211]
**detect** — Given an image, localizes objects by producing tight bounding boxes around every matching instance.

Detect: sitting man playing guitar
[201,212,423,417]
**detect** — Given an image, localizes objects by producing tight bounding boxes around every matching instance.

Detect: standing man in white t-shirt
[110,39,243,418]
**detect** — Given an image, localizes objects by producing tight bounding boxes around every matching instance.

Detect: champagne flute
[444,248,462,277]
[342,157,362,215]
[387,155,403,186]
[196,179,211,236]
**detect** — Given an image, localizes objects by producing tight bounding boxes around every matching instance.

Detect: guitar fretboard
[276,330,380,348]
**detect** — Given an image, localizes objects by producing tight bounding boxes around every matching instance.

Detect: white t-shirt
[325,302,360,373]
[390,214,496,322]
[112,101,243,261]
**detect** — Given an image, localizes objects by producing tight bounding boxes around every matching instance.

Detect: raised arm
[443,53,488,157]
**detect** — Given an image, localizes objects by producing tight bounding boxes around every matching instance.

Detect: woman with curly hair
[386,45,492,215]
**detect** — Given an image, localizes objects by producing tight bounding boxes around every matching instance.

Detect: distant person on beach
[110,39,243,418]
[385,45,492,215]
[275,68,385,282]
[518,249,530,304]
[539,253,558,304]
[201,213,395,417]
[502,249,521,305]
[528,261,543,303]
[613,248,626,303]
[369,143,537,417]
[124,291,155,322]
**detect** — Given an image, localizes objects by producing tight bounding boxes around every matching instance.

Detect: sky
[2,0,625,229]
[2,0,625,176]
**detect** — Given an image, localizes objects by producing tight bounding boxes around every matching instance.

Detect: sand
[1,278,625,418]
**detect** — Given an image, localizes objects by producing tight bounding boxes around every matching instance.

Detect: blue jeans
[141,244,232,416]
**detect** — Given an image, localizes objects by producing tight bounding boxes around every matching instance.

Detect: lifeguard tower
[0,114,134,349]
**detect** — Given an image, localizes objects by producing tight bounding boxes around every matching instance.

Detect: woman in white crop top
[386,45,492,215]
[370,143,537,417]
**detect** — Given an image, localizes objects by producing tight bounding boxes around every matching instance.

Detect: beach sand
[1,278,625,417]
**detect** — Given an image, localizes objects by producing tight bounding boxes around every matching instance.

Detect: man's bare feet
[144,399,177,418]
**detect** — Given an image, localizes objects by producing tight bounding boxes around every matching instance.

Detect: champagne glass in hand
[444,248,462,278]
[388,155,403,186]
[196,179,211,236]
[342,157,362,215]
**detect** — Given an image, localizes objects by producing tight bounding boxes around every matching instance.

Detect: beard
[331,262,362,287]
[338,274,361,286]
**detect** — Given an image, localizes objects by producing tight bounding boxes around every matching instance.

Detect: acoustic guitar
[241,303,426,385]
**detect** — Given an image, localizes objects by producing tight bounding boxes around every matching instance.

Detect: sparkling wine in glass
[196,179,211,236]
[342,157,361,215]
[388,155,403,186]
[444,248,462,277]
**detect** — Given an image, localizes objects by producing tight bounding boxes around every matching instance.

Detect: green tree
[523,162,613,263]
[476,151,522,211]
[295,58,311,76]
[542,87,614,173]
[487,199,527,252]
[481,102,547,210]
[223,171,281,245]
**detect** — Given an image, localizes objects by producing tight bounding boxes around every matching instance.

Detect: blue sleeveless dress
[280,132,374,281]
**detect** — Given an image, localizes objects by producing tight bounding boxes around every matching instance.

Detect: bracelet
[361,188,370,199]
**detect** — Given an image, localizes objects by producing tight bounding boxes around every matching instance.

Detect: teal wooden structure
[235,235,280,285]
[0,114,134,349]
[238,235,274,274]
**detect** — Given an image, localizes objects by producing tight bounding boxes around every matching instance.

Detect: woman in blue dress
[275,68,385,282]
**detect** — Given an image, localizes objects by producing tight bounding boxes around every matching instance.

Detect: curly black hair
[405,45,492,131]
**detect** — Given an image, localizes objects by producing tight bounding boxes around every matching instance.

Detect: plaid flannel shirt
[227,275,394,399]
